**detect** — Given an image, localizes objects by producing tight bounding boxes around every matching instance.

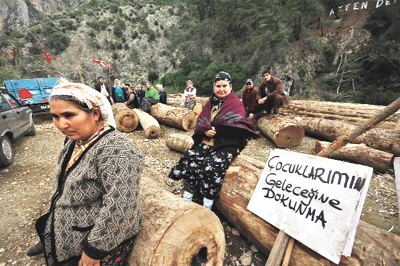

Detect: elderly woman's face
[145,82,150,88]
[115,80,120,86]
[214,80,232,99]
[50,99,101,142]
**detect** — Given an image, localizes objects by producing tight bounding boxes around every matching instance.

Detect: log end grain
[274,123,305,148]
[165,134,194,153]
[144,125,161,139]
[150,208,226,266]
[182,111,197,131]
[114,109,139,132]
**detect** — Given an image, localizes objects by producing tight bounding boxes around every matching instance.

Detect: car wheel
[26,119,36,136]
[0,135,13,167]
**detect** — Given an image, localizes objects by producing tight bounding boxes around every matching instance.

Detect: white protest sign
[393,157,400,217]
[247,149,373,264]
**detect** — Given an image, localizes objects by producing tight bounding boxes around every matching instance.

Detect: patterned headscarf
[51,78,116,128]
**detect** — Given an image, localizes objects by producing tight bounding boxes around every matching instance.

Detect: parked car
[0,87,35,167]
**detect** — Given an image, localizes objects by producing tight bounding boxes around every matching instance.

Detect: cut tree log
[132,108,161,139]
[111,103,139,132]
[315,141,393,173]
[215,155,400,266]
[128,172,225,266]
[256,116,304,148]
[165,133,194,153]
[150,103,197,131]
[167,94,185,107]
[280,100,400,129]
[295,117,400,156]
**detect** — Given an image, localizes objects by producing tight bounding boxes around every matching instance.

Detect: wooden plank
[265,230,290,266]
[282,238,295,266]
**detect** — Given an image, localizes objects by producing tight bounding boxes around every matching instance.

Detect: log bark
[215,155,400,266]
[395,118,400,130]
[315,141,393,173]
[295,117,400,156]
[150,103,197,131]
[129,172,225,266]
[111,103,139,132]
[280,100,400,129]
[256,116,304,148]
[132,108,161,139]
[165,134,194,153]
[167,94,185,107]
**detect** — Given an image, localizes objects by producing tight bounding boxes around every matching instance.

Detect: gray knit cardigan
[36,128,144,265]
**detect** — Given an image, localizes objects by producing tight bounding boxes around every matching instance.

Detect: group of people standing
[94,77,167,113]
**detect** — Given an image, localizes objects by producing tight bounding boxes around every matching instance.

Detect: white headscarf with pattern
[51,78,116,128]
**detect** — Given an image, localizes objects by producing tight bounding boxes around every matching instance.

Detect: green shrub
[45,32,70,55]
[110,3,119,14]
[28,43,42,55]
[88,29,96,37]
[113,24,123,37]
[148,69,159,83]
[112,52,118,59]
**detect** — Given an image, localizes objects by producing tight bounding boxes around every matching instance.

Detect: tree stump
[256,116,304,147]
[132,108,161,139]
[165,134,194,153]
[315,141,394,173]
[215,155,400,266]
[128,173,225,266]
[150,103,197,131]
[112,103,139,132]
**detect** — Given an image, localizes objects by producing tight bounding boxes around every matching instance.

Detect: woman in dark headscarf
[169,72,258,210]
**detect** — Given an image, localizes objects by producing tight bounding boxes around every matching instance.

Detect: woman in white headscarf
[27,79,144,266]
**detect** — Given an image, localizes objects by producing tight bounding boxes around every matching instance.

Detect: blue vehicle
[4,77,68,112]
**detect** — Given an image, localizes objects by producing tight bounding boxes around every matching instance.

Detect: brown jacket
[256,76,289,106]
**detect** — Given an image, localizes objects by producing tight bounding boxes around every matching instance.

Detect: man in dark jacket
[256,69,289,117]
[94,76,111,104]
[242,79,258,120]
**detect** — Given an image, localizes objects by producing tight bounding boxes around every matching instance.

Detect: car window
[0,94,11,112]
[2,93,20,109]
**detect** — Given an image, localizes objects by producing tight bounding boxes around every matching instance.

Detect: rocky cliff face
[0,0,83,32]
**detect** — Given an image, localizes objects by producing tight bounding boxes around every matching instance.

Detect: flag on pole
[92,59,114,71]
[44,51,53,62]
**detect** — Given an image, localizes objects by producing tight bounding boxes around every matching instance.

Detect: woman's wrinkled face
[50,99,101,142]
[214,80,232,99]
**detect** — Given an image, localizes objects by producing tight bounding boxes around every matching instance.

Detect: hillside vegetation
[0,0,399,105]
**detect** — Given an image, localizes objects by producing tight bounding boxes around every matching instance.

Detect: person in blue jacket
[111,79,127,103]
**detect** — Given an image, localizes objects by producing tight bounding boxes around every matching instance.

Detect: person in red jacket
[256,69,289,117]
[242,79,258,120]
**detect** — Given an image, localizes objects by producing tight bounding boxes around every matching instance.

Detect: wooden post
[265,231,290,266]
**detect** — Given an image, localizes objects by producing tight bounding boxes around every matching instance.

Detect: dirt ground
[0,113,399,266]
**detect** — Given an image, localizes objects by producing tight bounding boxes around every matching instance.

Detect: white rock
[239,250,253,266]
[232,228,240,236]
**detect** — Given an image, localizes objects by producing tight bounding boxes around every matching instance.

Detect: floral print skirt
[169,143,238,199]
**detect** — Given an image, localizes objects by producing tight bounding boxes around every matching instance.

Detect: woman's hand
[79,251,100,266]
[204,127,216,138]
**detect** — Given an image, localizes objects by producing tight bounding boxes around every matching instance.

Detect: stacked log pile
[280,100,400,129]
[295,117,400,157]
[150,103,197,131]
[111,103,139,132]
[129,170,225,266]
[215,156,400,266]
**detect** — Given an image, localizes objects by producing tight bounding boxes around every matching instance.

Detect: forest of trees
[0,0,399,105]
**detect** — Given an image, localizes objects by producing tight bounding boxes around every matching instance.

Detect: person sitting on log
[111,79,127,103]
[155,84,167,104]
[26,78,144,266]
[242,78,258,120]
[141,80,160,112]
[125,85,139,109]
[255,69,289,118]
[169,72,259,210]
[184,80,197,110]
